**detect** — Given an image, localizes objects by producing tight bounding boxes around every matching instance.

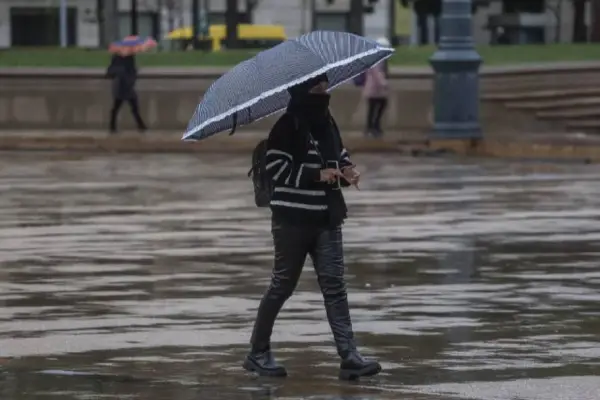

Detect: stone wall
[1,63,599,135]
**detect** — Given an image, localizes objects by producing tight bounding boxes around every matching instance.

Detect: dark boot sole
[242,358,287,377]
[339,363,382,381]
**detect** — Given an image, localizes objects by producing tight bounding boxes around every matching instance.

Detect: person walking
[243,73,382,381]
[363,37,390,138]
[106,53,147,134]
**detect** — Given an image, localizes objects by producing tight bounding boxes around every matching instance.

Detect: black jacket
[106,55,138,101]
[265,112,352,227]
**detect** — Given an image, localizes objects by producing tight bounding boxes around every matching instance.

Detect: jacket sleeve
[339,146,353,169]
[106,55,119,78]
[329,116,353,170]
[338,146,353,188]
[266,116,321,188]
[328,116,354,188]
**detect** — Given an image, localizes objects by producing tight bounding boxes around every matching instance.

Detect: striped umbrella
[109,35,157,56]
[183,31,394,141]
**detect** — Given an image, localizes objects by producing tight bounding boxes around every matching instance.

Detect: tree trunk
[130,0,138,35]
[572,0,586,42]
[226,0,238,49]
[101,0,119,47]
[348,0,364,35]
[591,0,600,42]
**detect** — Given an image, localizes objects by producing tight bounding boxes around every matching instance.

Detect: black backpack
[247,138,272,207]
[248,114,328,208]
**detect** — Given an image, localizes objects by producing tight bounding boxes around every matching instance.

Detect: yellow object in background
[165,24,287,51]
[394,0,412,37]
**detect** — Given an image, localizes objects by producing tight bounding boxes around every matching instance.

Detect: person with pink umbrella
[105,36,156,134]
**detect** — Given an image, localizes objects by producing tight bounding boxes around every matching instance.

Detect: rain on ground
[0,152,599,400]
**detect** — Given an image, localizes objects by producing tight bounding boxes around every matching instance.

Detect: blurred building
[397,0,595,45]
[0,0,596,48]
[473,0,594,45]
[158,0,392,42]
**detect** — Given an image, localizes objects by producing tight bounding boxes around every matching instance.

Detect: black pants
[366,97,388,135]
[109,97,146,131]
[250,221,355,358]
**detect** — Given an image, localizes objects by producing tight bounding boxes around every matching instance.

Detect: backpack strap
[329,115,343,157]
[248,139,266,177]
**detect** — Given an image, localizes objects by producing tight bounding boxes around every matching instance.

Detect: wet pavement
[0,152,599,400]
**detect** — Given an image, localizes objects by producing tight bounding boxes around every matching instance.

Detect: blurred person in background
[106,53,147,134]
[243,74,382,381]
[363,37,390,138]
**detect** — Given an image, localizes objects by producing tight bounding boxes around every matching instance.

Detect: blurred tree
[401,0,481,15]
[546,0,564,42]
[401,0,440,16]
[131,0,138,35]
[192,0,199,45]
[410,0,440,16]
[246,0,259,14]
[410,0,441,45]
[592,0,600,42]
[100,0,119,47]
[326,0,382,32]
[348,0,364,35]
[572,0,587,42]
[225,0,239,48]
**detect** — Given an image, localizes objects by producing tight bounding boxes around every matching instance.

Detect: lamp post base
[429,0,482,140]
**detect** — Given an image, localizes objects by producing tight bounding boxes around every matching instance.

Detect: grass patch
[1,44,600,68]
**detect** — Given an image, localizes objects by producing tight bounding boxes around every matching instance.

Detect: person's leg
[109,98,123,133]
[244,221,312,377]
[365,97,376,136]
[128,96,147,131]
[373,98,388,137]
[309,226,381,380]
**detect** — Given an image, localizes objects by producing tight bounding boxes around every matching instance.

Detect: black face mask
[290,93,331,122]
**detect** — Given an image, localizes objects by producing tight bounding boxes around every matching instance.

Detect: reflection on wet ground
[0,152,599,400]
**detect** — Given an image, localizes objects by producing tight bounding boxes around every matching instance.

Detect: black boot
[109,98,122,134]
[243,291,290,378]
[243,222,309,378]
[129,97,147,133]
[244,297,289,378]
[311,227,383,380]
[243,345,287,377]
[339,350,382,381]
[243,275,295,378]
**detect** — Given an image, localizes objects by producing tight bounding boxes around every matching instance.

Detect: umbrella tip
[376,37,391,47]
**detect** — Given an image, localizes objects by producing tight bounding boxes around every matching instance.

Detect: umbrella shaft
[59,0,67,47]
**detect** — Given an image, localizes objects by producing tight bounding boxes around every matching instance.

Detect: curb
[0,134,599,163]
[0,135,407,154]
[2,62,600,79]
[429,138,599,163]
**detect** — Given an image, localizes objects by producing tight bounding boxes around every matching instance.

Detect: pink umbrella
[109,35,157,56]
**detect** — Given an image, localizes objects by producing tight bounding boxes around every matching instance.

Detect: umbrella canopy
[109,35,157,55]
[183,31,394,141]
